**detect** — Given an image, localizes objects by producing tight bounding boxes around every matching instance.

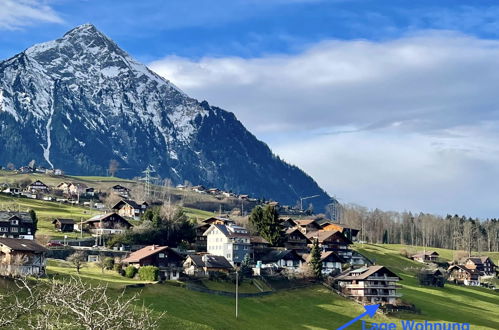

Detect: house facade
[52,218,75,232]
[122,245,183,280]
[305,251,344,276]
[183,254,233,277]
[464,257,496,276]
[0,212,35,240]
[282,228,311,251]
[306,230,353,260]
[260,249,305,271]
[410,251,439,263]
[112,200,148,219]
[27,180,49,193]
[335,265,402,305]
[0,238,47,277]
[448,265,480,286]
[81,213,133,235]
[111,185,131,197]
[204,223,252,266]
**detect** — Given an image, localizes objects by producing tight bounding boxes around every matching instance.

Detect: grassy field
[43,244,499,330]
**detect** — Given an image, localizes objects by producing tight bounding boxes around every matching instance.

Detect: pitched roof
[250,236,270,245]
[84,213,132,227]
[448,264,480,275]
[304,251,345,263]
[306,230,353,244]
[187,254,233,269]
[335,265,401,281]
[122,245,172,263]
[412,251,439,258]
[294,219,318,226]
[52,218,75,225]
[261,249,305,263]
[204,224,250,238]
[0,238,47,252]
[112,199,143,210]
[0,212,33,223]
[202,216,235,224]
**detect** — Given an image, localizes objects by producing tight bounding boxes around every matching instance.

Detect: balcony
[347,293,402,298]
[346,284,400,289]
[367,276,400,281]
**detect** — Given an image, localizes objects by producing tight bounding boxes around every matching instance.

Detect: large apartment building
[204,223,252,266]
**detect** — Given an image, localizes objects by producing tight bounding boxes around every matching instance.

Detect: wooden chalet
[306,230,353,259]
[335,265,402,305]
[111,185,131,197]
[52,218,75,232]
[447,265,480,286]
[27,180,49,193]
[260,249,305,271]
[81,213,133,235]
[0,212,35,240]
[282,227,311,251]
[293,219,322,234]
[183,254,233,277]
[304,251,345,276]
[320,223,360,242]
[410,251,439,263]
[464,257,496,276]
[0,237,47,277]
[122,245,183,280]
[202,216,235,225]
[418,269,445,287]
[111,199,148,219]
[194,223,210,252]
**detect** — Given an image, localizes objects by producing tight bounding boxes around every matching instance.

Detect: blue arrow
[337,304,380,330]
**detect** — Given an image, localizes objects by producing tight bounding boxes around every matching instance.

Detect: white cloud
[149,31,499,217]
[0,0,63,30]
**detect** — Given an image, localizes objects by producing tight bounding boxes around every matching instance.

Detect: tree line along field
[42,244,499,330]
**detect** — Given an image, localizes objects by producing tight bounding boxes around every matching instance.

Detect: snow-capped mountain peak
[0,24,331,211]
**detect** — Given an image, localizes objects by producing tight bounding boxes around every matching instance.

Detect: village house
[202,216,235,226]
[122,245,183,280]
[279,218,297,230]
[111,185,131,197]
[195,223,210,252]
[204,223,252,266]
[0,212,35,240]
[293,219,322,234]
[56,182,89,196]
[306,230,353,260]
[26,180,49,194]
[259,249,305,273]
[52,218,75,232]
[1,187,20,195]
[418,269,446,287]
[250,235,270,260]
[191,185,206,193]
[85,187,95,197]
[80,213,133,235]
[111,199,149,219]
[304,251,345,276]
[282,227,311,252]
[464,257,496,276]
[320,223,360,242]
[183,254,233,277]
[207,188,221,195]
[410,251,440,263]
[0,237,47,277]
[447,265,480,286]
[335,265,402,305]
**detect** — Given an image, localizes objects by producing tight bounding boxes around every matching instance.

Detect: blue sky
[2,0,499,218]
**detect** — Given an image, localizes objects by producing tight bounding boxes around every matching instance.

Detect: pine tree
[309,238,323,279]
[29,209,38,234]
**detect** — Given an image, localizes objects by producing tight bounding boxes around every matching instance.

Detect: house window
[234,245,238,250]
[11,227,18,233]
[0,227,7,232]
[159,253,165,258]
[20,227,27,233]
[10,220,19,225]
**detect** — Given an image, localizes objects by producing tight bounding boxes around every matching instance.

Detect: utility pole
[235,268,239,319]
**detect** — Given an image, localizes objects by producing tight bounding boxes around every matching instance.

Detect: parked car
[46,241,63,247]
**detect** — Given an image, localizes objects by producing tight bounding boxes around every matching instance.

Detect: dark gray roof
[0,238,47,252]
[335,265,401,281]
[188,254,233,269]
[0,212,33,223]
[261,249,304,263]
[53,218,75,225]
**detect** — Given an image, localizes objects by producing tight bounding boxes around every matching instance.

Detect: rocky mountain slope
[0,24,331,210]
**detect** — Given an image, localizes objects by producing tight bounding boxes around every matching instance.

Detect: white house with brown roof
[112,200,148,219]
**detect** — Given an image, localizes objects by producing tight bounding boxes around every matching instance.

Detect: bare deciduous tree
[0,277,162,329]
[108,159,119,177]
[67,251,86,273]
